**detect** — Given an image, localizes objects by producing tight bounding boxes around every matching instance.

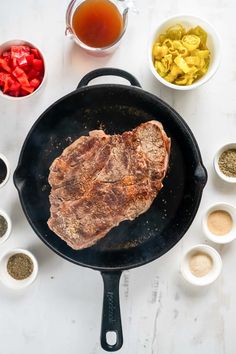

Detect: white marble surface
[0,0,236,353]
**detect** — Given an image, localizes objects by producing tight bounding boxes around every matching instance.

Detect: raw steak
[48,121,171,250]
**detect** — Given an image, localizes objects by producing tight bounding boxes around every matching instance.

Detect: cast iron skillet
[14,68,207,352]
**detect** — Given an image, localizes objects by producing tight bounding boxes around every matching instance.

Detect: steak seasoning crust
[47,121,171,250]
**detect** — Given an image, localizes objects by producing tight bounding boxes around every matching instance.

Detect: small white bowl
[202,203,236,244]
[181,244,222,286]
[0,153,10,188]
[0,249,38,289]
[0,39,46,100]
[148,14,221,90]
[214,143,236,183]
[0,210,12,245]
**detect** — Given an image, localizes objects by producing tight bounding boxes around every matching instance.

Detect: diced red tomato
[27,69,39,80]
[12,66,28,81]
[2,51,11,64]
[2,51,11,58]
[17,56,28,69]
[32,59,44,72]
[3,75,15,93]
[30,78,41,89]
[8,89,20,97]
[0,58,11,73]
[11,57,18,68]
[11,45,30,59]
[26,54,34,65]
[20,88,31,96]
[13,67,30,86]
[9,82,21,92]
[21,85,34,94]
[30,48,41,59]
[0,71,9,83]
[0,44,44,97]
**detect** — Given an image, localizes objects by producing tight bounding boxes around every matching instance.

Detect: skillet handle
[77,68,141,89]
[100,271,123,351]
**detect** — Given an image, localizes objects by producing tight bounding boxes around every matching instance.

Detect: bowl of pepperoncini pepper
[149,14,221,90]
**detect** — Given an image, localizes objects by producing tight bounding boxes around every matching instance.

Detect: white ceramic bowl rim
[214,143,236,183]
[0,248,38,289]
[0,39,47,101]
[202,202,236,244]
[0,153,10,188]
[149,14,221,91]
[181,244,222,286]
[0,209,12,244]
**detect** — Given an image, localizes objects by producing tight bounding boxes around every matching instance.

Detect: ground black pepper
[0,215,8,237]
[7,253,34,280]
[0,158,7,184]
[218,149,236,177]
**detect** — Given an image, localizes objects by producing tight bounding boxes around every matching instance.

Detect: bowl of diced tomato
[0,40,46,99]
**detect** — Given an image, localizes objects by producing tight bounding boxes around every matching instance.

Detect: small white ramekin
[0,249,38,289]
[180,244,222,286]
[214,143,236,184]
[0,153,10,188]
[149,14,221,90]
[0,39,47,101]
[0,210,12,245]
[202,203,236,244]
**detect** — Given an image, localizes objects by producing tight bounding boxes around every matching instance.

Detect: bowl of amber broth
[149,14,221,90]
[66,0,128,55]
[214,143,236,183]
[65,0,128,55]
[0,249,38,289]
[181,244,222,286]
[202,203,236,244]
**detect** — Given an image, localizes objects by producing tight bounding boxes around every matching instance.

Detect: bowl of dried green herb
[214,143,236,184]
[0,249,38,289]
[0,210,12,245]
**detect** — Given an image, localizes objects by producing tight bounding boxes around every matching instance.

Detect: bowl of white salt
[180,244,222,286]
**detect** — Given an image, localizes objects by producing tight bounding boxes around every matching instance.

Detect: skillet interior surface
[14,84,206,270]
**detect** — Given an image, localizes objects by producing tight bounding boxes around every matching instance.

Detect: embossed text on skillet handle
[100,271,123,352]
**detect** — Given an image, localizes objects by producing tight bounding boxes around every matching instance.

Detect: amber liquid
[72,0,123,48]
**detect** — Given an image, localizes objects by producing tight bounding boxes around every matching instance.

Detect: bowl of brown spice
[214,143,236,183]
[0,249,38,289]
[203,202,236,244]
